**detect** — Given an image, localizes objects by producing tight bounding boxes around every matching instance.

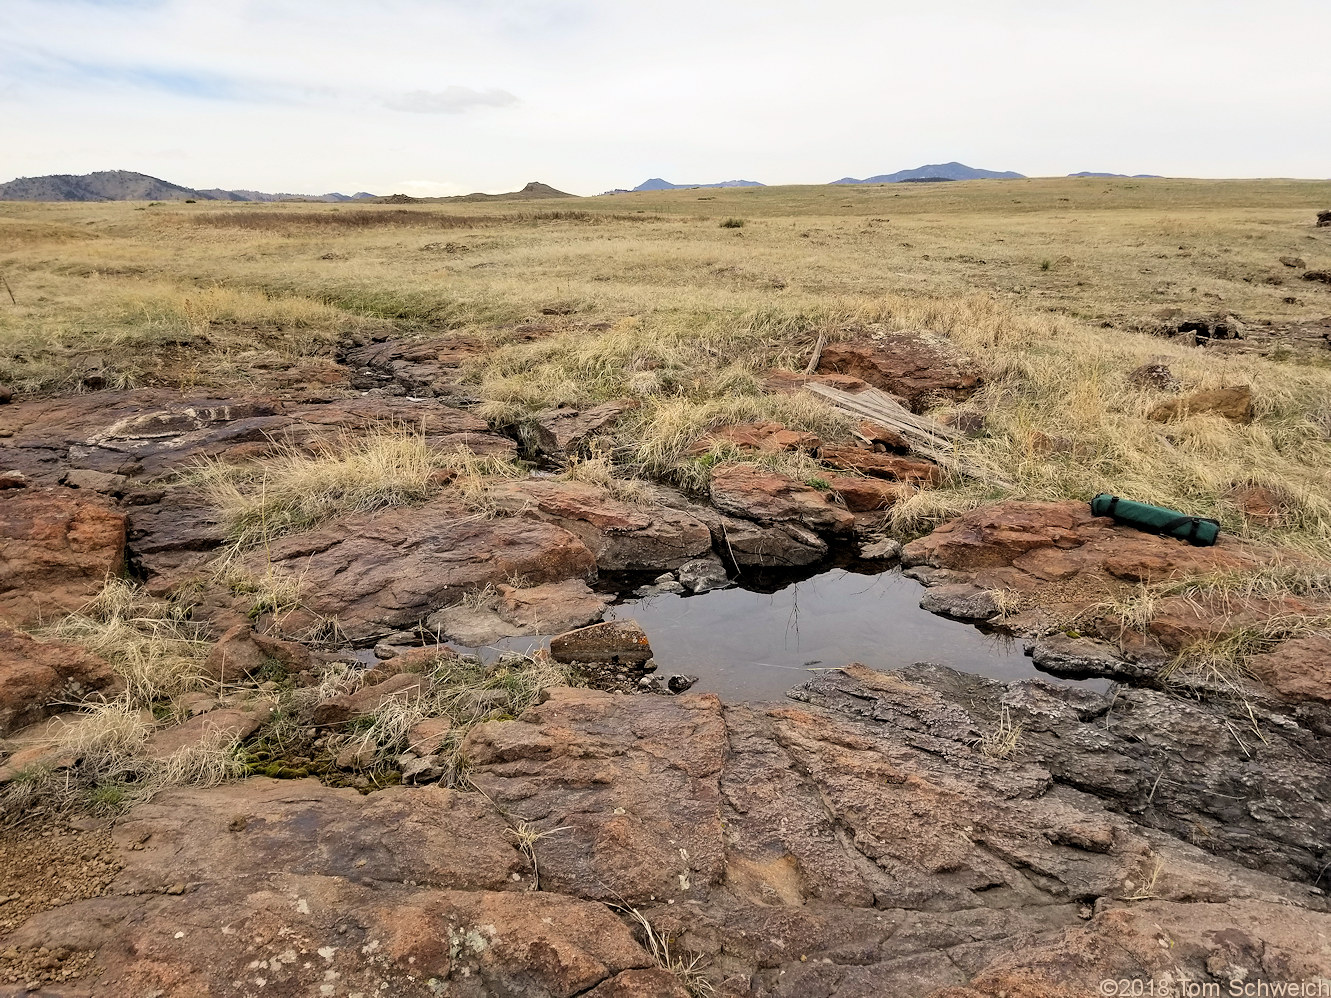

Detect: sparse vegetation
[191,430,522,547]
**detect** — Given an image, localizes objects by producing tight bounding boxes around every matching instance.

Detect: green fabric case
[1090,494,1220,546]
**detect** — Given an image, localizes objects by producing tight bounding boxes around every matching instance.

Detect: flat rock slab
[5,663,1331,995]
[497,480,713,571]
[0,489,125,626]
[429,579,612,646]
[239,499,598,642]
[464,687,727,904]
[709,463,855,534]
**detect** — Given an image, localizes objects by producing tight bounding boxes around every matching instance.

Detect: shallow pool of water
[461,566,1094,702]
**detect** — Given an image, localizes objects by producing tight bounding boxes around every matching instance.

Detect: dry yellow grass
[3,178,1331,552]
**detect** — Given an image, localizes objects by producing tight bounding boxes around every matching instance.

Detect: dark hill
[0,170,378,202]
[833,162,1024,184]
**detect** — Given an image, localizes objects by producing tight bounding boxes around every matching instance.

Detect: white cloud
[1,0,1328,195]
[382,86,518,114]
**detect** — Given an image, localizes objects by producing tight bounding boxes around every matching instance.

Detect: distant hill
[0,170,378,202]
[628,178,765,192]
[1067,172,1164,179]
[370,181,574,204]
[833,162,1024,184]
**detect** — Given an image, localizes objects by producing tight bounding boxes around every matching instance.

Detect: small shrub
[719,218,746,229]
[1040,259,1052,271]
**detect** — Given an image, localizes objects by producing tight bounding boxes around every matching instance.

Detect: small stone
[666,674,698,694]
[165,883,186,895]
[858,537,902,561]
[676,556,729,594]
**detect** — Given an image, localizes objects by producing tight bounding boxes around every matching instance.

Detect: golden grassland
[4,177,1331,553]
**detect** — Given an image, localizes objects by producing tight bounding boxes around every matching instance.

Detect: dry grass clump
[45,579,211,705]
[558,456,657,504]
[329,652,570,786]
[974,705,1023,760]
[3,706,248,823]
[193,430,522,546]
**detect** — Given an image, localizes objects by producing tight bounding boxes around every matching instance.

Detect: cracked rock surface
[8,664,1328,997]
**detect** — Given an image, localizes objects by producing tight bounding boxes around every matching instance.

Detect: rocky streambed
[1,334,1330,996]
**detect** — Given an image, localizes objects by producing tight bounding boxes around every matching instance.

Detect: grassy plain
[3,177,1331,551]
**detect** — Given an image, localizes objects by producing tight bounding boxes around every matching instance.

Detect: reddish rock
[858,419,911,452]
[532,399,638,457]
[0,470,28,489]
[0,490,126,626]
[816,332,981,412]
[310,672,425,727]
[902,500,1282,658]
[203,624,313,680]
[824,474,915,512]
[497,480,713,571]
[688,420,820,456]
[1227,482,1293,526]
[550,619,653,665]
[406,716,453,755]
[763,368,876,395]
[382,644,460,673]
[142,707,269,759]
[1148,384,1255,423]
[586,968,694,997]
[0,626,115,735]
[237,498,598,641]
[1248,635,1331,702]
[709,463,855,534]
[818,444,943,485]
[464,687,726,904]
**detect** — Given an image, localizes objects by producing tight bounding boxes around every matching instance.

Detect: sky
[2,0,1328,196]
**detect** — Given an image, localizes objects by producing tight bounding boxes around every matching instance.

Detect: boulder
[60,468,128,494]
[0,470,27,489]
[142,707,270,759]
[1318,209,1331,227]
[405,717,453,755]
[1303,269,1331,284]
[709,463,855,534]
[0,490,126,626]
[497,480,713,572]
[549,620,653,666]
[531,399,638,457]
[1148,385,1255,423]
[203,625,313,680]
[310,673,425,727]
[427,580,612,646]
[917,585,1001,622]
[1247,634,1331,702]
[1279,255,1306,269]
[824,473,915,512]
[816,332,981,412]
[0,626,115,735]
[1126,361,1181,392]
[676,555,730,594]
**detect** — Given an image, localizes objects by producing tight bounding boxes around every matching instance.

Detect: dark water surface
[605,567,1037,701]
[464,565,1092,702]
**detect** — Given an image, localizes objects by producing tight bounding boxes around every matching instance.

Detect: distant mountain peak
[628,178,765,192]
[833,162,1024,184]
[0,169,379,202]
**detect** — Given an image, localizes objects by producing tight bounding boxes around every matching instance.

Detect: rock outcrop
[815,332,981,412]
[7,664,1329,996]
[0,490,126,626]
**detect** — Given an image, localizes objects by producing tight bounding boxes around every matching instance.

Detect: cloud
[382,86,517,114]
